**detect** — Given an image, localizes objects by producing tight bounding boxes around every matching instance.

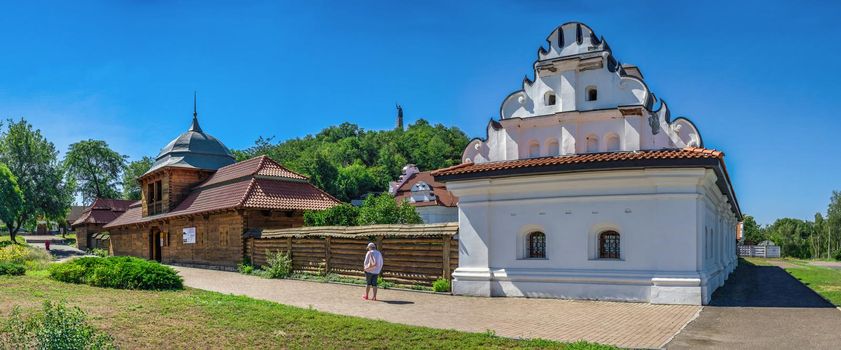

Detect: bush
[376,276,394,289]
[88,248,109,257]
[0,262,25,276]
[0,244,51,271]
[432,278,451,292]
[49,256,183,290]
[263,250,292,279]
[1,301,115,349]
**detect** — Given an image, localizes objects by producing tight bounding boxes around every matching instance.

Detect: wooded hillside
[234,120,470,202]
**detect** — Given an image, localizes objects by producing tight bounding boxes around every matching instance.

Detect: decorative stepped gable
[464,22,704,165]
[105,156,340,228]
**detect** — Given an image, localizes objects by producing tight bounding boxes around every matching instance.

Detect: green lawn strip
[0,234,26,245]
[0,275,617,349]
[782,264,841,307]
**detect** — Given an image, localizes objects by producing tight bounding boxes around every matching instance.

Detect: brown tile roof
[104,156,340,228]
[394,171,458,207]
[432,147,724,177]
[71,198,136,226]
[197,155,306,188]
[432,147,741,218]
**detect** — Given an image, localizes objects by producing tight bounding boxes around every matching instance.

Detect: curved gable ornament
[463,22,706,164]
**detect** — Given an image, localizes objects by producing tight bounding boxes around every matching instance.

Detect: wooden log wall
[246,234,459,286]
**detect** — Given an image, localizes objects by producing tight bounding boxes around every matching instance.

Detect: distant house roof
[71,199,135,227]
[66,206,87,224]
[393,171,457,208]
[105,156,340,229]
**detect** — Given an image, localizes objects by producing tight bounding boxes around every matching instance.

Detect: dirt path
[173,266,700,349]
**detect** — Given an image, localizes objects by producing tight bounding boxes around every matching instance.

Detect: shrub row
[49,256,183,290]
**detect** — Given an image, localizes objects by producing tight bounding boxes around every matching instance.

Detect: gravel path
[173,266,700,349]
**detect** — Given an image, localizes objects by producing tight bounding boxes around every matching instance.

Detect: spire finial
[189,91,203,133]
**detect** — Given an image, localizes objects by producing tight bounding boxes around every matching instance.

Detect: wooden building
[71,198,134,251]
[104,113,340,268]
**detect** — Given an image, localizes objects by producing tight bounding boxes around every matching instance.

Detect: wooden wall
[245,234,459,286]
[109,209,307,267]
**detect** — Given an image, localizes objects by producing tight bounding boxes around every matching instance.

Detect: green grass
[0,234,26,245]
[783,264,841,306]
[744,257,841,306]
[0,274,617,349]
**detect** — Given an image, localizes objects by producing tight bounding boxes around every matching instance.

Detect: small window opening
[586,87,598,101]
[528,232,546,258]
[599,231,620,259]
[545,92,556,106]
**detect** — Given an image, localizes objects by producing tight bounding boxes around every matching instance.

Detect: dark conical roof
[144,116,235,176]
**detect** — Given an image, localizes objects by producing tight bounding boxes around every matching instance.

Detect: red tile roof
[104,156,340,228]
[431,147,741,218]
[394,171,458,207]
[431,147,724,177]
[71,198,136,226]
[197,155,307,188]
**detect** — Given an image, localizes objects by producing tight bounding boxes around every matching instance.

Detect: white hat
[367,242,377,250]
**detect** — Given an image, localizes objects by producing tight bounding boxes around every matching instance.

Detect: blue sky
[0,1,838,224]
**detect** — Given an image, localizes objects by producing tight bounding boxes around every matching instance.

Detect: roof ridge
[237,178,259,208]
[258,156,310,180]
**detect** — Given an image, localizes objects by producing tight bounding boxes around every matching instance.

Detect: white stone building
[432,22,741,305]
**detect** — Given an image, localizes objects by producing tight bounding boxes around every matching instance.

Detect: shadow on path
[707,262,833,308]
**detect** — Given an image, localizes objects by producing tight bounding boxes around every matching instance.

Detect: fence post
[325,236,332,274]
[442,235,451,281]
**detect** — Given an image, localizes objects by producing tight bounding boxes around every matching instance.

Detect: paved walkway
[810,260,841,270]
[667,261,841,349]
[173,266,700,349]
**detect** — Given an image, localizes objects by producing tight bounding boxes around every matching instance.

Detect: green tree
[357,193,422,225]
[64,140,126,203]
[765,218,814,259]
[236,119,469,200]
[827,191,841,256]
[0,163,23,236]
[122,156,154,200]
[303,204,360,226]
[741,215,763,244]
[0,119,72,243]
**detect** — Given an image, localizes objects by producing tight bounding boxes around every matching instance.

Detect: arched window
[586,135,599,153]
[605,133,620,152]
[586,86,598,101]
[528,140,540,158]
[544,92,556,106]
[528,232,546,258]
[599,231,620,259]
[546,139,560,157]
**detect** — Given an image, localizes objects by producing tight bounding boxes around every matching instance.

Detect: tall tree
[827,191,841,256]
[0,163,23,237]
[64,139,126,203]
[741,215,763,244]
[122,156,154,200]
[0,118,72,243]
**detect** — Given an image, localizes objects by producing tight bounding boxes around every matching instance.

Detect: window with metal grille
[599,231,620,259]
[528,232,546,258]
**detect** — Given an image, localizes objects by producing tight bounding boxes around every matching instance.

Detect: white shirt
[364,250,383,274]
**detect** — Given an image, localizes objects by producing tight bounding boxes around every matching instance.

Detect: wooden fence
[738,244,781,258]
[244,223,459,285]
